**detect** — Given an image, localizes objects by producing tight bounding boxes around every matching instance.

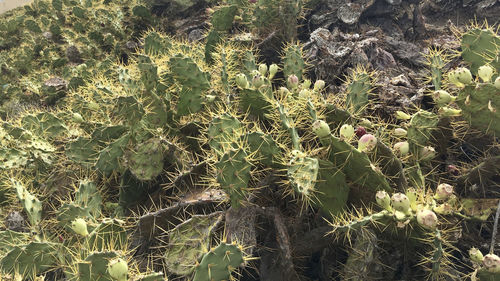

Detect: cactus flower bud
[314,80,326,91]
[376,190,392,211]
[358,134,377,152]
[406,188,418,211]
[252,74,265,88]
[269,64,279,79]
[393,128,407,137]
[258,63,268,76]
[432,90,454,105]
[391,193,410,213]
[419,146,436,161]
[478,64,494,82]
[484,254,500,273]
[416,209,438,230]
[455,67,473,84]
[393,141,409,156]
[438,106,462,117]
[278,86,290,96]
[448,70,463,87]
[339,124,355,140]
[312,120,330,138]
[287,75,299,88]
[72,112,84,123]
[249,0,257,3]
[302,79,311,90]
[395,111,411,120]
[434,183,453,200]
[108,258,128,281]
[298,89,311,99]
[235,73,248,89]
[358,118,372,128]
[495,76,500,90]
[355,126,366,137]
[70,218,89,236]
[469,248,484,264]
[205,94,216,103]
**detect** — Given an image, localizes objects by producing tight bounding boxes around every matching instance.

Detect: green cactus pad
[113,96,145,125]
[126,138,164,181]
[193,242,245,281]
[211,5,237,32]
[20,112,67,138]
[208,114,242,156]
[1,242,58,279]
[288,153,319,198]
[144,31,171,56]
[456,83,500,136]
[407,110,439,153]
[78,251,119,281]
[244,132,280,167]
[461,28,500,74]
[95,133,131,174]
[86,218,127,251]
[164,212,223,275]
[0,230,30,256]
[0,148,28,169]
[283,44,305,82]
[239,88,272,118]
[216,147,251,207]
[313,160,349,216]
[65,137,99,166]
[345,70,372,115]
[12,180,42,227]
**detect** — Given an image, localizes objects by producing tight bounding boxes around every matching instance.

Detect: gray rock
[6,211,26,232]
[66,45,82,64]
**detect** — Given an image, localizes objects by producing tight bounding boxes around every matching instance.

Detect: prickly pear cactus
[126,138,164,181]
[456,83,500,136]
[164,213,223,275]
[86,218,127,251]
[460,28,500,74]
[1,242,58,279]
[12,180,42,227]
[287,152,319,199]
[215,147,252,207]
[207,114,242,155]
[193,242,245,281]
[282,44,306,82]
[345,67,373,115]
[78,251,119,281]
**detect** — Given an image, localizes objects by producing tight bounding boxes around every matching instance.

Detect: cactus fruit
[71,218,89,236]
[455,67,473,84]
[470,248,484,264]
[495,76,500,89]
[432,90,454,106]
[394,141,409,156]
[438,107,462,117]
[395,111,411,120]
[269,64,279,79]
[483,254,500,273]
[358,134,377,152]
[355,126,367,137]
[393,128,407,137]
[108,258,128,281]
[391,193,410,214]
[312,120,331,138]
[287,74,299,89]
[478,65,495,82]
[193,242,245,281]
[419,146,436,161]
[416,209,438,230]
[339,124,354,140]
[434,183,453,201]
[235,73,249,89]
[376,191,392,211]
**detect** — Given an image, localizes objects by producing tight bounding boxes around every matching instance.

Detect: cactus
[244,131,280,167]
[345,67,373,115]
[78,251,120,281]
[164,212,223,275]
[12,180,42,227]
[313,160,350,216]
[456,83,500,136]
[86,218,127,251]
[20,112,67,138]
[134,272,166,281]
[169,55,211,115]
[95,133,131,175]
[1,242,58,280]
[282,44,306,83]
[207,114,242,156]
[287,152,318,200]
[57,181,102,228]
[215,146,252,207]
[126,138,164,181]
[406,110,439,155]
[193,242,245,281]
[460,28,500,74]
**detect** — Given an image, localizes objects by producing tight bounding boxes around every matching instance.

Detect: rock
[337,0,376,25]
[44,77,68,92]
[385,36,426,66]
[6,211,26,232]
[187,28,204,42]
[42,31,53,41]
[66,45,82,64]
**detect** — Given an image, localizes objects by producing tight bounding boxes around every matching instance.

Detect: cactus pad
[126,138,164,181]
[193,242,245,281]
